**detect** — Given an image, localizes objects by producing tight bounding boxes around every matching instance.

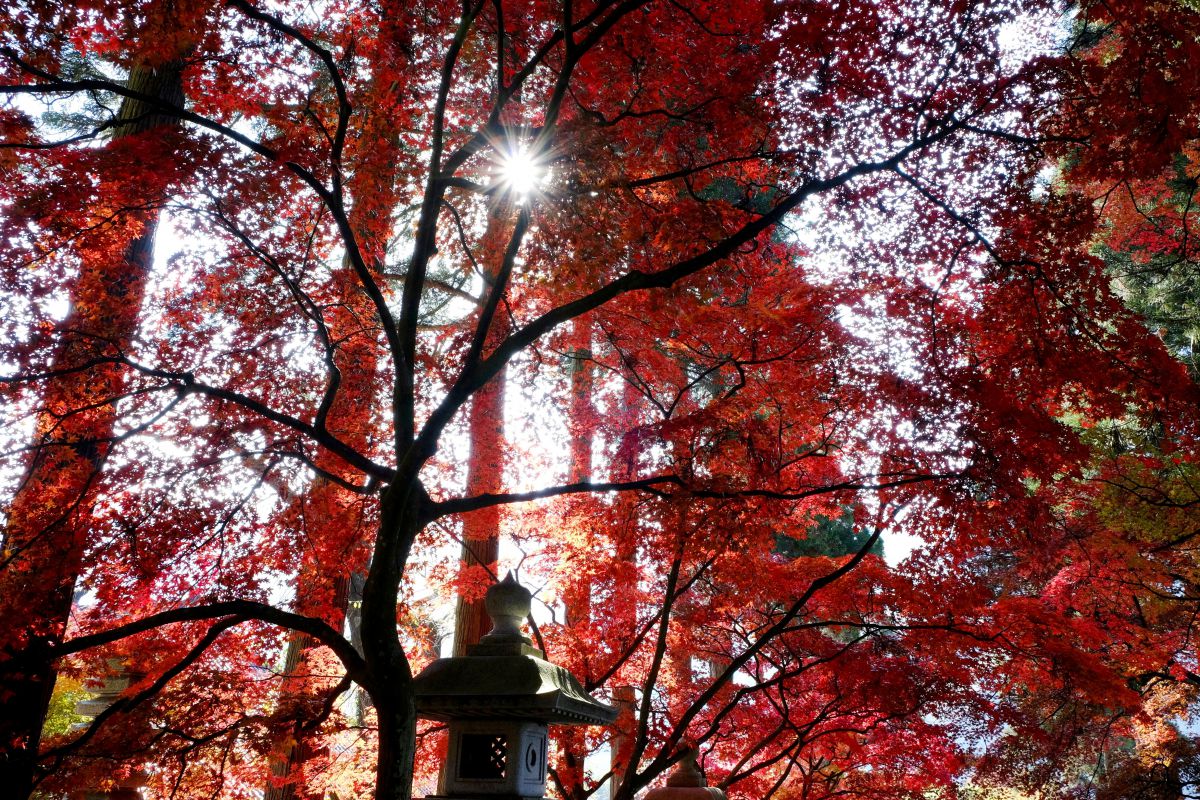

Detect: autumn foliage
[2,1,1200,799]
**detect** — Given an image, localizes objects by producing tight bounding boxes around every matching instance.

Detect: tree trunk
[264,284,385,798]
[608,685,637,799]
[361,483,424,800]
[610,378,645,800]
[563,324,595,622]
[0,61,184,800]
[265,573,354,800]
[374,689,419,800]
[452,371,506,655]
[452,202,516,656]
[556,323,595,800]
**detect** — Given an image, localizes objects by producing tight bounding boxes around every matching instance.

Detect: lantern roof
[413,574,616,726]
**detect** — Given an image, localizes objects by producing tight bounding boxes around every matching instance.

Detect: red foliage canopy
[1,1,1198,799]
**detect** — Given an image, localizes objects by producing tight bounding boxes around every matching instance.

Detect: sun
[494,143,546,201]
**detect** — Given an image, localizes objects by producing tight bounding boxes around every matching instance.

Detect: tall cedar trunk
[0,62,183,800]
[264,274,385,799]
[557,323,594,800]
[264,572,353,800]
[452,203,515,656]
[608,685,637,799]
[452,375,505,654]
[610,379,644,800]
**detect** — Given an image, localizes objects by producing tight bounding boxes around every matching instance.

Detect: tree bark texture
[0,62,184,800]
[452,203,516,656]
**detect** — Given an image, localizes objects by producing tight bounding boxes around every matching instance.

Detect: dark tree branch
[114,355,394,482]
[38,617,243,772]
[415,126,964,462]
[632,525,887,793]
[462,205,530,373]
[396,0,488,463]
[42,600,369,684]
[427,472,949,520]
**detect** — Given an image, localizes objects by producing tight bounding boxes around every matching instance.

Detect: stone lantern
[414,574,616,800]
[643,750,726,800]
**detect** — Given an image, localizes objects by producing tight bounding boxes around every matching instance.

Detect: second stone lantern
[414,573,616,800]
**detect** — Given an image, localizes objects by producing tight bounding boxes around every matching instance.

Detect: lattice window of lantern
[459,733,507,780]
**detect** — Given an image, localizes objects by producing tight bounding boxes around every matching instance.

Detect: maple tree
[989,3,1200,796]
[2,1,1199,800]
[928,3,1200,797]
